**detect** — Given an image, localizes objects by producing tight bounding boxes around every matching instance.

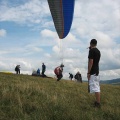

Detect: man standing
[15,65,20,74]
[42,63,46,77]
[74,72,82,83]
[69,73,73,80]
[87,39,101,108]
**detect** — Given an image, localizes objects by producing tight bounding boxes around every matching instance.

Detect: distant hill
[100,78,120,85]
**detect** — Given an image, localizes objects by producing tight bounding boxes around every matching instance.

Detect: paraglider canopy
[47,0,75,39]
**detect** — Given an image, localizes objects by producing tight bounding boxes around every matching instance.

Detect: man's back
[88,48,101,75]
[42,64,46,71]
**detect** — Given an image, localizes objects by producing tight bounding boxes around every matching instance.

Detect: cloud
[41,29,57,38]
[0,29,6,37]
[0,0,120,80]
[0,57,35,74]
[25,44,43,53]
[52,45,59,54]
[92,31,116,48]
[0,61,7,70]
[0,0,50,25]
[73,0,120,38]
[100,69,120,80]
[100,47,120,70]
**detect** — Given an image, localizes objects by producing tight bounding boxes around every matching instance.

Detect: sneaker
[94,101,101,108]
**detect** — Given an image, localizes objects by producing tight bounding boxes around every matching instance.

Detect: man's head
[60,64,64,67]
[77,71,80,74]
[90,39,97,47]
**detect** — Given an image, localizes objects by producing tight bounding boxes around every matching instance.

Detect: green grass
[0,73,120,120]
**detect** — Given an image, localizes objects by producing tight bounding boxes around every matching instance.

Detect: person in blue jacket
[37,68,40,75]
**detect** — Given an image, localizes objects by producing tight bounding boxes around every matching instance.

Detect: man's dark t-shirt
[88,48,101,75]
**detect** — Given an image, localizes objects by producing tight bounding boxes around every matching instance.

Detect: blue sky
[0,0,120,80]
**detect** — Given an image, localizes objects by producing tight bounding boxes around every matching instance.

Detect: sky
[0,0,120,80]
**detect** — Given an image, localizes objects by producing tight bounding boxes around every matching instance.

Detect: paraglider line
[59,39,64,64]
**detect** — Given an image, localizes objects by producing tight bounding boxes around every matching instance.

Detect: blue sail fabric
[47,0,75,39]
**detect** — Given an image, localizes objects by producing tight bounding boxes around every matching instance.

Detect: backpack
[15,67,17,71]
[54,67,61,75]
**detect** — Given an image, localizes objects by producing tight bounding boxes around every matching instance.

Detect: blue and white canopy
[47,0,75,39]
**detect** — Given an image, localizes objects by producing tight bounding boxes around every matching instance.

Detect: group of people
[14,39,101,108]
[54,66,82,83]
[36,63,46,77]
[15,63,46,77]
[69,72,82,83]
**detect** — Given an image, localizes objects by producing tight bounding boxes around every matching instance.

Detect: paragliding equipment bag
[54,68,58,75]
[54,67,61,75]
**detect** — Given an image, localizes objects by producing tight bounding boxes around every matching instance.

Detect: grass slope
[0,73,120,120]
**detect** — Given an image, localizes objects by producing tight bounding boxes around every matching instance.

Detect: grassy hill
[0,73,120,120]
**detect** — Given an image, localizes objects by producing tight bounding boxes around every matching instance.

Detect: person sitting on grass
[37,68,40,75]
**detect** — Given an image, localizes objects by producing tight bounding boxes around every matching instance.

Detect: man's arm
[87,59,93,80]
[88,59,93,73]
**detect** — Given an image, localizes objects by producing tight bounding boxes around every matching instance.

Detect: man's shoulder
[43,64,46,67]
[90,48,100,53]
[95,48,100,54]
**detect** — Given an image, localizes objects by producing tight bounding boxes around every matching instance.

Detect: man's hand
[87,73,90,80]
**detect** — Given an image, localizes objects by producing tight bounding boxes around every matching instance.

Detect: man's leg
[19,69,20,74]
[94,84,101,107]
[57,75,62,81]
[95,92,100,103]
[57,75,60,81]
[94,75,100,107]
[94,92,101,108]
[43,71,45,76]
[89,75,101,107]
[42,71,44,77]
